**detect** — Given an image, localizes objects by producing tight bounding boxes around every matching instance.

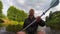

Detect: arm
[36,16,45,27]
[38,19,45,27]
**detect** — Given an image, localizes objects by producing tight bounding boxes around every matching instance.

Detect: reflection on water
[0,27,6,32]
[0,27,15,34]
[0,26,60,34]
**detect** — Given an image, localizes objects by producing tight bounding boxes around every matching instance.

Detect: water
[0,27,15,34]
[0,26,60,34]
[45,27,60,34]
[37,26,60,34]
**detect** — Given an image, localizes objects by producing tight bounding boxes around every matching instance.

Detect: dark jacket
[23,16,45,34]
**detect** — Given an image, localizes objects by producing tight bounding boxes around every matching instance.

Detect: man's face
[29,9,34,16]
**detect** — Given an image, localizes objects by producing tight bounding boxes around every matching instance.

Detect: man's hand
[17,31,26,34]
[36,16,41,22]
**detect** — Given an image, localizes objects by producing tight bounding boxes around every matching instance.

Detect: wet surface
[0,26,60,34]
[0,27,15,34]
[0,31,15,34]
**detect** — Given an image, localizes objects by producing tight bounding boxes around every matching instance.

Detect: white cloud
[16,0,25,4]
[1,0,13,16]
[56,3,60,10]
[1,0,60,20]
[25,0,51,11]
[34,10,42,17]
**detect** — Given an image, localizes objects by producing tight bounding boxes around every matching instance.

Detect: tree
[0,1,3,18]
[7,6,28,22]
[0,1,2,13]
[46,11,60,30]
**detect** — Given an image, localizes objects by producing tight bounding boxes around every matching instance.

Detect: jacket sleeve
[38,19,45,27]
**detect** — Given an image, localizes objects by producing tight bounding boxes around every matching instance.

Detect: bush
[6,24,23,33]
[0,23,3,27]
[3,19,24,26]
[4,18,24,33]
[0,19,4,23]
[7,6,28,22]
[46,11,60,30]
[0,19,4,27]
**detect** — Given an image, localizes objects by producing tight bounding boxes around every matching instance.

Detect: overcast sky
[1,0,60,20]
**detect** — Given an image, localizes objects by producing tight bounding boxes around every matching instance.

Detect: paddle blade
[50,0,59,8]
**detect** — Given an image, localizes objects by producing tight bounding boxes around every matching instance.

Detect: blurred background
[0,0,60,34]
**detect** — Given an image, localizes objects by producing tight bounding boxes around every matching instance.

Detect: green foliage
[0,23,3,27]
[3,18,24,26]
[7,6,28,22]
[0,19,4,23]
[19,22,24,26]
[5,20,24,33]
[0,1,4,18]
[46,11,60,30]
[0,14,6,18]
[6,24,23,33]
[0,1,3,12]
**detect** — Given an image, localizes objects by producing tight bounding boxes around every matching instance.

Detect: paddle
[21,0,59,31]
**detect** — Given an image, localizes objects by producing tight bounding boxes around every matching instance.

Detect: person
[23,9,45,34]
